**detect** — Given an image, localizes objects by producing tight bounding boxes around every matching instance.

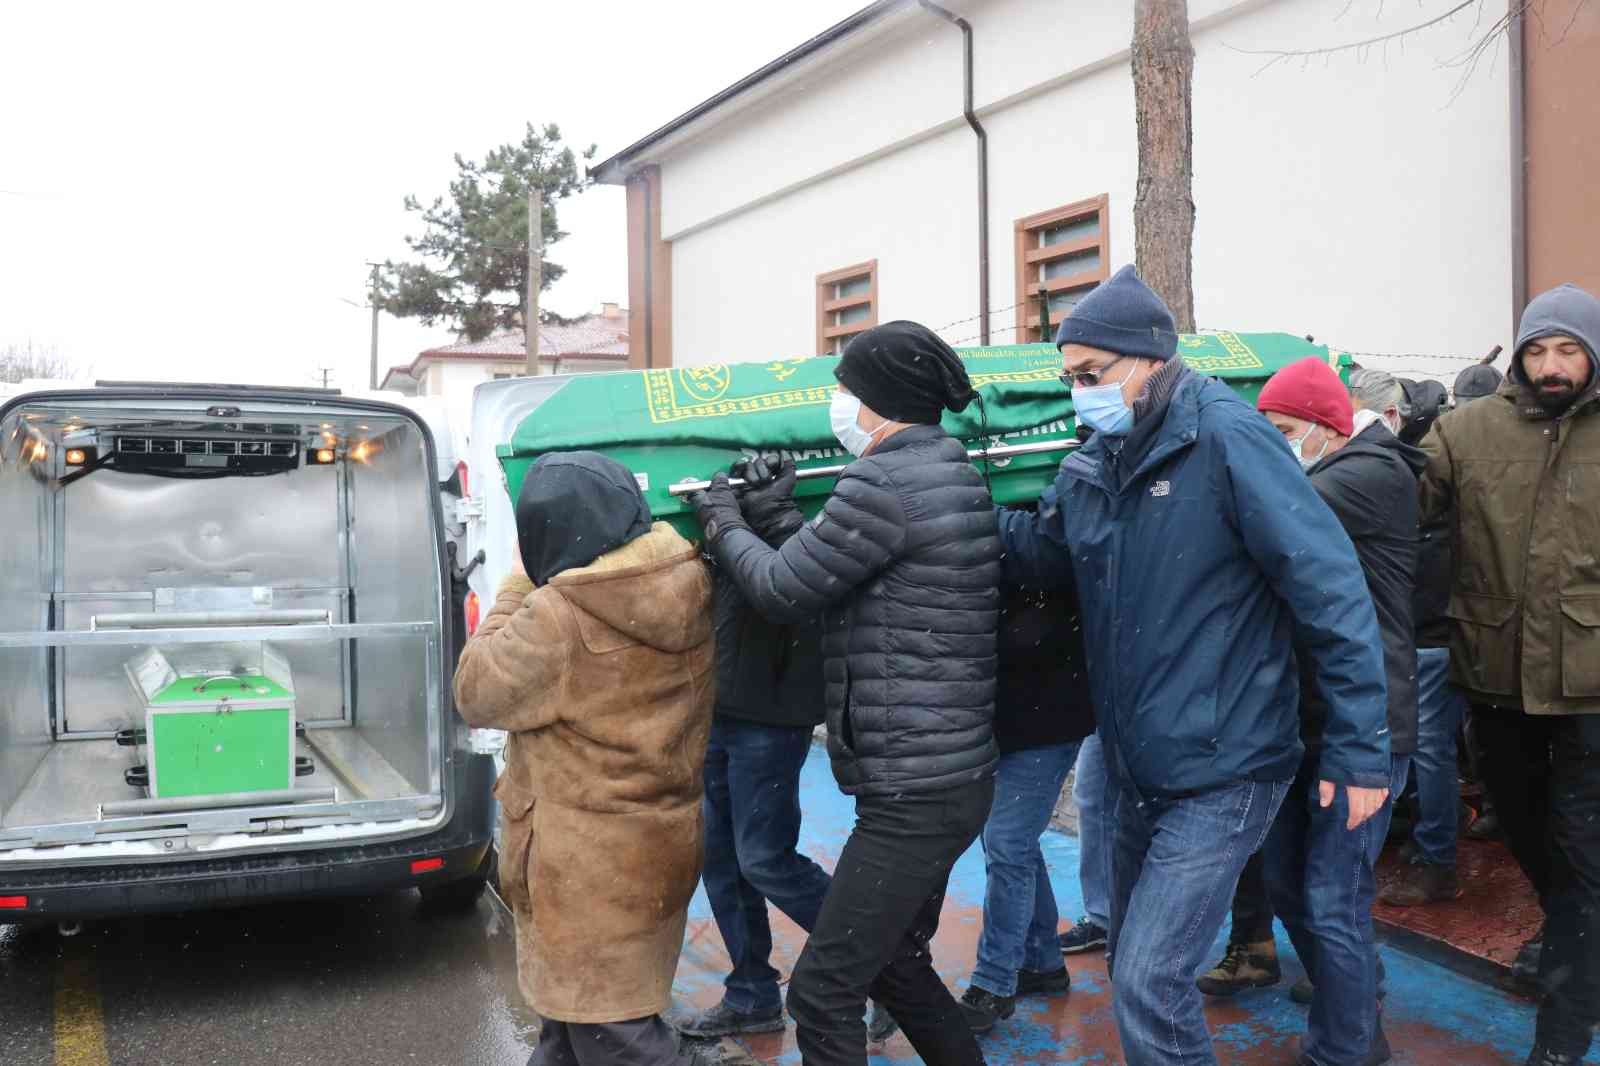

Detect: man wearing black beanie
[690,321,1001,1066]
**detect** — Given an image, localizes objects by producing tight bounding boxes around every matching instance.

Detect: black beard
[1534,377,1577,413]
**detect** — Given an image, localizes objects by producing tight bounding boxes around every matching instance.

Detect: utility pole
[313,365,335,390]
[526,185,543,376]
[366,262,382,390]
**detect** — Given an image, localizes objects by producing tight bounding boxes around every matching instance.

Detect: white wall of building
[652,0,1511,380]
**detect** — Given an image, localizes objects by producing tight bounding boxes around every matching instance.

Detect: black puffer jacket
[1302,422,1424,755]
[711,574,824,728]
[711,424,1002,796]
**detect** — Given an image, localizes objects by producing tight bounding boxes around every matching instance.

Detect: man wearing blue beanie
[996,266,1392,1066]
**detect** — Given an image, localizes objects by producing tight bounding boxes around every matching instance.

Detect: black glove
[689,473,749,546]
[732,455,803,545]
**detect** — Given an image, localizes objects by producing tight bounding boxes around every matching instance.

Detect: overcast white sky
[0,0,864,389]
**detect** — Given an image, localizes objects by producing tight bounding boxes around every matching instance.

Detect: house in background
[381,303,629,426]
[594,0,1598,382]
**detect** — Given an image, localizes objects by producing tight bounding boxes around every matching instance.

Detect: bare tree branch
[0,341,84,384]
[1229,0,1480,72]
[1226,0,1593,101]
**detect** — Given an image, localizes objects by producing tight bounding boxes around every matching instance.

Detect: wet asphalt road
[0,888,540,1066]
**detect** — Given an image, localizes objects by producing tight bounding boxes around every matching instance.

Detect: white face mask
[1287,427,1330,471]
[829,391,886,457]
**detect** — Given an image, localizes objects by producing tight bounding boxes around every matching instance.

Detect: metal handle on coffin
[89,609,333,631]
[665,438,1080,497]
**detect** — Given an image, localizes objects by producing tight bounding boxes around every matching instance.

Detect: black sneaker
[1196,941,1281,997]
[957,985,1016,1033]
[1016,967,1071,998]
[1058,917,1108,955]
[673,1000,786,1038]
[866,1000,898,1043]
[1513,924,1545,984]
[1526,1046,1580,1066]
[1290,976,1315,1005]
[674,1033,731,1066]
[1465,808,1503,841]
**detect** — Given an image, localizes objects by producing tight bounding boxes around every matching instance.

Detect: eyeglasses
[1059,356,1126,390]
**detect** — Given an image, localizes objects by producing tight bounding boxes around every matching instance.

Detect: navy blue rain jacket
[996,371,1390,797]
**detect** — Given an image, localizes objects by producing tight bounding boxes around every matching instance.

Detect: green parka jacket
[1418,283,1600,713]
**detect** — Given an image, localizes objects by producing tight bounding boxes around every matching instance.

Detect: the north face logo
[1150,480,1171,497]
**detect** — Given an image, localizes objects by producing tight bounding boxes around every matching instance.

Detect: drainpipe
[918,0,990,345]
[642,173,655,370]
[1508,5,1527,333]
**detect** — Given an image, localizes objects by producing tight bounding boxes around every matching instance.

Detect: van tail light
[464,591,481,636]
[456,460,469,499]
[411,857,445,875]
[0,895,27,909]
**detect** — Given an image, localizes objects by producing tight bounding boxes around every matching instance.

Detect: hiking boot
[1380,862,1463,907]
[1526,1047,1580,1066]
[1196,940,1281,997]
[1058,917,1108,955]
[957,985,1015,1033]
[673,1000,786,1038]
[1465,807,1503,841]
[1015,966,1071,998]
[1290,976,1315,1005]
[866,1000,898,1043]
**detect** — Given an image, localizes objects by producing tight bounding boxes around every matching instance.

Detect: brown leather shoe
[1379,862,1462,907]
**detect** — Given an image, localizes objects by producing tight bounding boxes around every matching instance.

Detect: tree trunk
[1132,0,1197,332]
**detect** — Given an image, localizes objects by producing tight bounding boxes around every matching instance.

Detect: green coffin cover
[499,333,1346,540]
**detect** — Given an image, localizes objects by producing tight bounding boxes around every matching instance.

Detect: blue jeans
[972,741,1082,997]
[701,717,834,1013]
[1262,756,1408,1066]
[1106,775,1289,1066]
[1072,732,1111,929]
[1410,647,1465,866]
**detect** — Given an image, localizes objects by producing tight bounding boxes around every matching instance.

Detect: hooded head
[832,320,977,426]
[1511,283,1600,415]
[515,451,652,586]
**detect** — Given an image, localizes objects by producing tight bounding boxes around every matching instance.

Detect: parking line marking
[53,940,110,1066]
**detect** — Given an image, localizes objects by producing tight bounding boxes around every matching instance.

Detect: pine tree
[379,123,596,340]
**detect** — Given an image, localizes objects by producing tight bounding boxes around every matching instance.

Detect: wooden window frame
[816,260,879,355]
[1014,195,1110,345]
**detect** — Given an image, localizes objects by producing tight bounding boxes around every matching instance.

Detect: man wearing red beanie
[1250,356,1424,1066]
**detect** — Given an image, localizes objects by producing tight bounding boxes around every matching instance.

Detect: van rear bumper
[0,754,496,924]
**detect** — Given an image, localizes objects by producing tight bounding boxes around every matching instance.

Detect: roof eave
[590,0,909,184]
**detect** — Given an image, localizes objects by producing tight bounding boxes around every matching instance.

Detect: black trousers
[1227,851,1276,946]
[1473,706,1600,1057]
[528,1017,685,1066]
[786,777,995,1066]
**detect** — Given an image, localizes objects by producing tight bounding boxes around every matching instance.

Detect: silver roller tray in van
[0,383,494,922]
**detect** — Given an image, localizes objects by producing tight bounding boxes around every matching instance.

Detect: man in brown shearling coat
[455,451,717,1066]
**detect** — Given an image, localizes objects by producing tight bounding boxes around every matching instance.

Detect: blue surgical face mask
[829,391,887,457]
[1072,381,1133,436]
